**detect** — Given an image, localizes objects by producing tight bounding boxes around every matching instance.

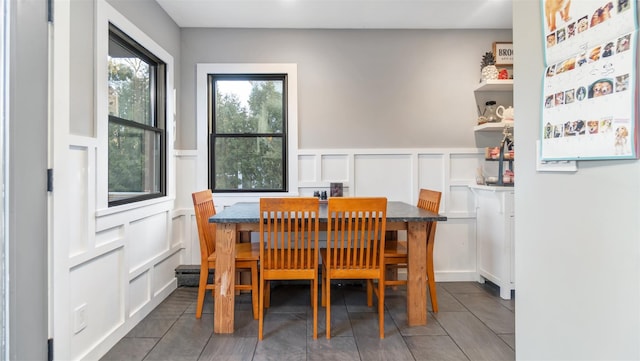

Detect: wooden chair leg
[258,278,265,340]
[378,278,385,339]
[427,236,437,312]
[427,255,438,313]
[366,279,373,307]
[251,263,259,320]
[196,266,208,319]
[311,278,318,339]
[235,270,241,296]
[325,274,331,339]
[265,280,271,308]
[386,265,399,290]
[321,266,326,307]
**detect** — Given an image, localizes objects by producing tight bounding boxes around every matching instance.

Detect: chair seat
[384,240,407,259]
[207,242,260,263]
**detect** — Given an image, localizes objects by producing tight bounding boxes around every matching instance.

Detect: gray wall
[9,0,48,359]
[68,0,181,137]
[179,28,512,150]
[514,1,640,359]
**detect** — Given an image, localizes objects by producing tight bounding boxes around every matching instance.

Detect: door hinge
[47,0,53,23]
[47,169,53,192]
[48,338,53,361]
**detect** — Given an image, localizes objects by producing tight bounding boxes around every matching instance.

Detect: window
[107,24,166,206]
[208,74,287,192]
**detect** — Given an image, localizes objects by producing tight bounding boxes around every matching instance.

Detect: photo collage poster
[541,0,638,160]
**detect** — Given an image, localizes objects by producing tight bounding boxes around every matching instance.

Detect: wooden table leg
[214,223,237,333]
[406,222,427,326]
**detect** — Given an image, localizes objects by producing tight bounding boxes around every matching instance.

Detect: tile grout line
[443,286,516,354]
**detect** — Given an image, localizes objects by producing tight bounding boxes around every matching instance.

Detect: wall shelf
[474,122,513,132]
[474,79,513,92]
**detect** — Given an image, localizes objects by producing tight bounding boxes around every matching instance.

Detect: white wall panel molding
[69,241,124,270]
[95,201,174,230]
[297,147,482,212]
[174,146,484,283]
[69,249,125,360]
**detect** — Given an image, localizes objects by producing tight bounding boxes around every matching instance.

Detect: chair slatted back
[327,197,387,271]
[417,188,441,214]
[417,189,442,244]
[192,190,217,263]
[259,198,320,272]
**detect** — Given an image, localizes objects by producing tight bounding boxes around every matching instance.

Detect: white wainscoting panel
[129,270,150,317]
[321,154,349,183]
[432,218,478,281]
[69,249,124,360]
[187,214,200,264]
[175,150,199,209]
[354,154,413,201]
[295,148,481,281]
[173,147,485,283]
[448,185,476,217]
[65,136,181,360]
[417,154,445,200]
[95,226,123,248]
[450,153,483,181]
[153,251,181,296]
[128,212,170,273]
[171,213,184,249]
[299,154,316,183]
[69,145,90,257]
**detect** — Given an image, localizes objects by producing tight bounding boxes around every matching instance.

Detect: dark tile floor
[102,281,515,361]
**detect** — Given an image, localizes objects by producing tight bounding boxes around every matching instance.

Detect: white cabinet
[470,185,515,299]
[471,79,515,300]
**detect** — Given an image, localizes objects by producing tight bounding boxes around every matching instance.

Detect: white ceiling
[155,0,514,29]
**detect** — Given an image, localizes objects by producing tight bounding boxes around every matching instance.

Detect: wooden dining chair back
[258,197,320,340]
[383,188,442,312]
[320,197,388,339]
[192,190,259,320]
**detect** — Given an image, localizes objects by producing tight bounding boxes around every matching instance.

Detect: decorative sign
[493,42,513,65]
[540,0,638,160]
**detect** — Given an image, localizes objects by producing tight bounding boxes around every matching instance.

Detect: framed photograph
[330,182,343,197]
[493,42,513,65]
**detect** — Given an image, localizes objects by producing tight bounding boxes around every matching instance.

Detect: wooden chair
[192,190,259,320]
[320,197,387,339]
[258,197,320,340]
[382,189,442,312]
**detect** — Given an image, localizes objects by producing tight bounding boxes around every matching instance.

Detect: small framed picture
[493,42,513,66]
[330,182,343,197]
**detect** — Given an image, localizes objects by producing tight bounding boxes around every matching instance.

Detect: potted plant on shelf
[481,51,498,81]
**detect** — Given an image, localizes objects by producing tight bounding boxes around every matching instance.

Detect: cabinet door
[476,192,507,285]
[476,190,514,299]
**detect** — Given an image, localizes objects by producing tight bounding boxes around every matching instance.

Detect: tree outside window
[108,24,166,206]
[209,75,287,192]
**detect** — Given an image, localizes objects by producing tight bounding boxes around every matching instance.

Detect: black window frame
[108,23,167,207]
[208,73,288,193]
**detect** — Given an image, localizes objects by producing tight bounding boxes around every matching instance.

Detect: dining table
[208,200,447,334]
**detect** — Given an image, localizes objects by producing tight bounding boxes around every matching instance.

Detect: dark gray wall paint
[9,0,48,359]
[179,28,512,150]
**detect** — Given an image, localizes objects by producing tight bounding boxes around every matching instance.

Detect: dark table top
[209,201,447,224]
